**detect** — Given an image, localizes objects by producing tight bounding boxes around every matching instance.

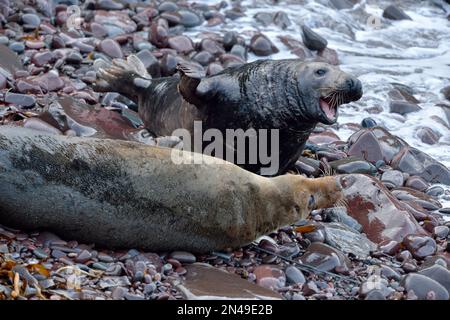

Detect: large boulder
[339,174,426,244]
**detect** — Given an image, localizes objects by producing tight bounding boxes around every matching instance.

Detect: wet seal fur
[0,126,343,252]
[94,56,362,175]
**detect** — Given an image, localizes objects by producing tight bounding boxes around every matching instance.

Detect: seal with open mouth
[94,57,362,175]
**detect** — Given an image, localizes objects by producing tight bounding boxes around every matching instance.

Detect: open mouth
[319,96,337,122]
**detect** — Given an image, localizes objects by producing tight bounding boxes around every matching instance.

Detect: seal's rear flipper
[177,62,206,106]
[94,55,152,102]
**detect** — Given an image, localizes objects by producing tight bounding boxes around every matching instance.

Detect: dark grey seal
[94,56,362,175]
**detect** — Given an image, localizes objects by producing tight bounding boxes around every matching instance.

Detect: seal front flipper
[176,62,207,107]
[94,55,152,102]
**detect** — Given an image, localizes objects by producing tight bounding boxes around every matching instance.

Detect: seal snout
[344,76,363,102]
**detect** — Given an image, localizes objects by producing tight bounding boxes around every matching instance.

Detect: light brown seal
[0,126,343,252]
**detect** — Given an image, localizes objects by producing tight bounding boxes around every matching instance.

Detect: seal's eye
[316,69,327,76]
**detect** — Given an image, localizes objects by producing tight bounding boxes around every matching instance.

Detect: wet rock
[347,128,450,185]
[330,0,355,10]
[160,53,177,76]
[359,275,390,298]
[330,157,377,175]
[21,13,41,29]
[177,9,203,28]
[207,62,223,75]
[417,127,441,145]
[361,117,377,128]
[403,234,437,260]
[294,157,321,177]
[302,281,320,296]
[31,51,55,67]
[75,250,92,263]
[365,290,386,300]
[273,11,291,29]
[322,222,376,258]
[223,31,238,51]
[301,25,327,51]
[389,101,421,115]
[383,5,412,21]
[285,266,306,285]
[405,176,429,192]
[230,44,247,61]
[391,187,441,211]
[249,33,278,56]
[149,21,169,48]
[193,51,214,66]
[401,274,448,300]
[158,1,178,13]
[254,265,286,290]
[380,265,401,281]
[4,93,36,108]
[381,170,404,189]
[99,39,123,59]
[167,35,194,54]
[303,227,325,243]
[340,174,426,244]
[200,38,225,56]
[23,118,62,135]
[254,12,274,26]
[317,47,340,65]
[419,265,450,293]
[322,207,362,232]
[309,132,341,146]
[9,41,25,53]
[177,263,282,299]
[136,49,160,77]
[94,11,137,35]
[433,226,449,239]
[169,251,196,264]
[378,240,401,256]
[426,186,444,198]
[299,242,351,272]
[0,73,6,89]
[96,0,123,10]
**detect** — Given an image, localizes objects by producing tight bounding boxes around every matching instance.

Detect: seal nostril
[346,78,355,90]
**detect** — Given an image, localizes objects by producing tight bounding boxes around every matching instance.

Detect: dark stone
[403,234,437,260]
[389,101,421,115]
[273,11,291,29]
[419,265,450,293]
[301,25,327,51]
[365,290,386,300]
[401,274,448,300]
[4,93,36,108]
[381,170,404,189]
[136,49,160,77]
[340,174,426,244]
[177,9,203,28]
[405,176,429,192]
[254,12,274,26]
[167,35,194,53]
[299,242,351,272]
[417,127,441,145]
[330,0,355,10]
[361,117,377,128]
[99,39,123,59]
[249,33,278,56]
[383,5,412,21]
[169,251,196,264]
[329,157,377,175]
[285,266,306,285]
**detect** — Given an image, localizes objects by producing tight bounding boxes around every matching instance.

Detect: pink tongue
[320,99,335,119]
